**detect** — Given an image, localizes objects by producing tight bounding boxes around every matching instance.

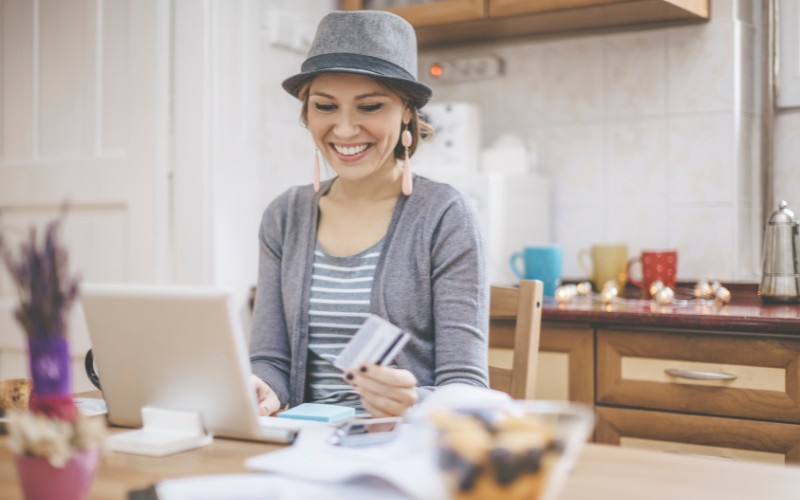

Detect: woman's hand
[251,374,281,416]
[344,364,418,417]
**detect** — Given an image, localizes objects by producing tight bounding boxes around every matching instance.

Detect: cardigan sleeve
[249,199,292,406]
[425,194,490,393]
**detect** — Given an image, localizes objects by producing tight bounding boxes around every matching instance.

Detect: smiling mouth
[333,144,370,156]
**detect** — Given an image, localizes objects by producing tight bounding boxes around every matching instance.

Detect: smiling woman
[249,10,490,419]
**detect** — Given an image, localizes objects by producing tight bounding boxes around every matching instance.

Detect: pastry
[0,379,32,416]
[432,409,563,500]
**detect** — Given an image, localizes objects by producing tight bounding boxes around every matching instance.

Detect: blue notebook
[276,403,355,423]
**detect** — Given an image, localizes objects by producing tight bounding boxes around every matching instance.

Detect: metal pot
[759,200,800,302]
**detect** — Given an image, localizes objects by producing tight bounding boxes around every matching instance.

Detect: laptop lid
[80,283,267,441]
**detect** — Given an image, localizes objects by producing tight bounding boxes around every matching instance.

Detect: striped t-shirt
[306,238,383,415]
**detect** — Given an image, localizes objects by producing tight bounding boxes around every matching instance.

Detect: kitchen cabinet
[594,328,800,464]
[534,325,594,405]
[342,0,709,48]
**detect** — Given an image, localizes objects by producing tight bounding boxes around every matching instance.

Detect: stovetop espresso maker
[760,200,800,302]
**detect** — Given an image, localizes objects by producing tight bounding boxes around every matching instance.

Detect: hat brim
[282,65,432,109]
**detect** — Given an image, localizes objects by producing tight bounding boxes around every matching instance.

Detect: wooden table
[2,436,800,500]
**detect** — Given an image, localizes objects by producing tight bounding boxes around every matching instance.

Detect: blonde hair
[298,77,433,160]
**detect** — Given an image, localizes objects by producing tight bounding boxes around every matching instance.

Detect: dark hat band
[301,53,417,82]
[282,52,433,108]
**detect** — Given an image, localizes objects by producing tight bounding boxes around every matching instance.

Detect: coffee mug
[84,348,101,390]
[627,250,678,296]
[509,245,562,297]
[577,244,628,291]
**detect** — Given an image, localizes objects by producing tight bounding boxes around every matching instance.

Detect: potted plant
[0,214,105,500]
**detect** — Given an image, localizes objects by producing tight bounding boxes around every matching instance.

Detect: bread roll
[0,378,32,416]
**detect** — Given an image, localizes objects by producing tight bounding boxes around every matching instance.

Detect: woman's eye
[314,103,336,112]
[359,103,383,112]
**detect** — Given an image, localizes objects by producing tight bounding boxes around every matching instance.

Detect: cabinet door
[597,329,800,423]
[342,0,485,27]
[597,406,800,464]
[489,0,709,18]
[488,325,594,404]
[536,325,594,405]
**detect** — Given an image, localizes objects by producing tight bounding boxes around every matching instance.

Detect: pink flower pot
[14,448,100,500]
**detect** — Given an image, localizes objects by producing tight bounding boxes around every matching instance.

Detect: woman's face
[307,73,410,184]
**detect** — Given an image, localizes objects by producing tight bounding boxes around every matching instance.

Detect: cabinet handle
[664,368,738,381]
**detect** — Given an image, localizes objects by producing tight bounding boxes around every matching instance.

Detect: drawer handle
[664,368,738,381]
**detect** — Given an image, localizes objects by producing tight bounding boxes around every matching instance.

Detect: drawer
[596,406,800,464]
[597,329,800,423]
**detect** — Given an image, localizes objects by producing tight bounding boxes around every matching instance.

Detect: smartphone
[330,417,402,447]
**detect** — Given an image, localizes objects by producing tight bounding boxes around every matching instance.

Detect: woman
[250,10,488,418]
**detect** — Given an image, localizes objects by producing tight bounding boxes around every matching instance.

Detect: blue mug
[509,245,563,297]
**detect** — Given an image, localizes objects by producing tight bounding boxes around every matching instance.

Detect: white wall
[414,0,761,282]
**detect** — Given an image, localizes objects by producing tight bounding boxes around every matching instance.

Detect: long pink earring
[313,148,320,193]
[401,126,413,196]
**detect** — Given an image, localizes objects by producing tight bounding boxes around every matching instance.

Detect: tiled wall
[261,1,769,283]
[260,1,337,206]
[774,109,800,217]
[414,0,761,282]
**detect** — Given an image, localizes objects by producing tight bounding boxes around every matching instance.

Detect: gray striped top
[306,238,384,415]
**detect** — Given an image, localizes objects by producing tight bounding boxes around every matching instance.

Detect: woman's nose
[333,113,360,137]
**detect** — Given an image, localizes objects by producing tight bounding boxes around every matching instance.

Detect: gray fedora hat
[282,10,433,109]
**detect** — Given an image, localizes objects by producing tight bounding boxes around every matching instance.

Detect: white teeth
[334,144,368,156]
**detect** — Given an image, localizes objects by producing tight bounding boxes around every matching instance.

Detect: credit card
[334,315,410,371]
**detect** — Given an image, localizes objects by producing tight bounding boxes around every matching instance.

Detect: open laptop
[80,283,299,444]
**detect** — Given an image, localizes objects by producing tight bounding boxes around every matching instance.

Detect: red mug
[627,250,678,296]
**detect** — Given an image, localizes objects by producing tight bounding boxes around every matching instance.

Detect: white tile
[606,118,668,203]
[668,23,735,113]
[736,202,761,280]
[667,204,735,281]
[605,201,670,255]
[774,111,800,209]
[603,31,667,119]
[542,37,604,124]
[737,113,759,204]
[262,48,306,125]
[554,204,607,279]
[710,0,735,22]
[668,113,734,203]
[260,123,315,205]
[490,44,546,129]
[545,124,605,206]
[737,22,758,114]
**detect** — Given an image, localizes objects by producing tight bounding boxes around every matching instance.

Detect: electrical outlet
[265,9,313,54]
[424,55,504,84]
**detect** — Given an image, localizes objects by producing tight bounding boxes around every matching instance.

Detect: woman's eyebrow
[310,91,388,100]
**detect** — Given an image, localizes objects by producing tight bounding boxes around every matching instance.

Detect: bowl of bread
[430,400,594,500]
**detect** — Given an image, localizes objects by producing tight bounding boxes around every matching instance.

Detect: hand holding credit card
[334,315,410,371]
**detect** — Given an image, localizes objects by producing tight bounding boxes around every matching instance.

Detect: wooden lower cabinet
[534,325,594,405]
[596,406,800,464]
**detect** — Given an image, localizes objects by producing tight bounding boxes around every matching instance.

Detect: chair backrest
[487,280,544,400]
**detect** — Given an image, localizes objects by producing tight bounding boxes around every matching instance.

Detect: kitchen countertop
[542,283,800,335]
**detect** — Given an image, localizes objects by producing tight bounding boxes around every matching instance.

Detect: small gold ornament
[555,284,578,304]
[654,287,675,305]
[648,280,665,298]
[693,280,713,299]
[715,286,731,305]
[576,281,593,296]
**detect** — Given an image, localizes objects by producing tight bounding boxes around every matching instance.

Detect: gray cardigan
[249,175,489,408]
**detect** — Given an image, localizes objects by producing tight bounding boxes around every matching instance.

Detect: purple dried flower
[0,210,80,339]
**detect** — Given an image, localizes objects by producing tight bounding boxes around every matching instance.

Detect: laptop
[80,283,299,444]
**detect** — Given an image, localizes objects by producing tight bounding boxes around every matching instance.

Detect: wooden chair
[488,280,544,400]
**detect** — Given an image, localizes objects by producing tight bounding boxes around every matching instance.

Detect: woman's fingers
[342,365,418,416]
[252,374,281,416]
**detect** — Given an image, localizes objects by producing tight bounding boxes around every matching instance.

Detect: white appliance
[430,172,551,285]
[414,102,481,177]
[415,101,550,284]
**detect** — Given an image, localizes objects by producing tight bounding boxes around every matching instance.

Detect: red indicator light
[429,64,444,78]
